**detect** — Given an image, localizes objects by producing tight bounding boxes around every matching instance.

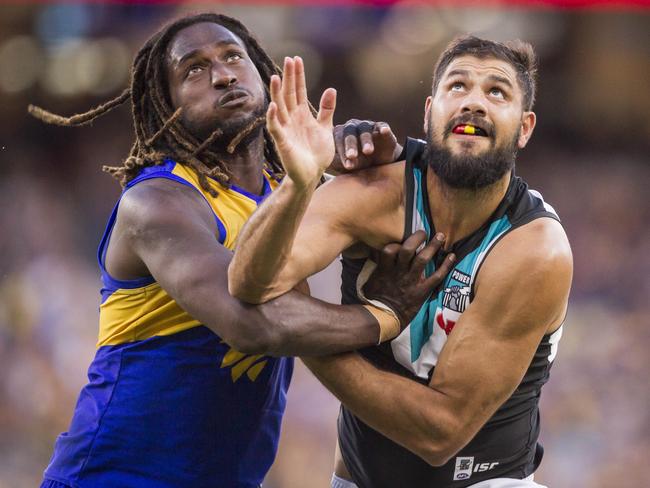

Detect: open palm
[266,56,336,188]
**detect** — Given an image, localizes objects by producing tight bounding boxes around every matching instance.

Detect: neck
[213,134,267,195]
[427,170,511,249]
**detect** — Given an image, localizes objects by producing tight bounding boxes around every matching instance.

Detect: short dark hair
[431,36,538,111]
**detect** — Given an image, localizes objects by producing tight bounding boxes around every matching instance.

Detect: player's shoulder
[341,160,405,184]
[118,177,214,232]
[486,217,572,285]
[511,217,571,262]
[325,161,405,203]
[313,162,406,243]
[474,216,572,335]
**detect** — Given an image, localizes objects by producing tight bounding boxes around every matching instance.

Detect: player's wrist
[362,304,401,344]
[285,170,322,193]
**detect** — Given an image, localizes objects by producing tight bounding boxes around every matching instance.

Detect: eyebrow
[174,40,243,68]
[445,69,514,89]
[487,74,513,89]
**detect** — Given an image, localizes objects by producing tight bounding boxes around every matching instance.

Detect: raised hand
[331,119,403,172]
[267,56,337,188]
[363,231,456,329]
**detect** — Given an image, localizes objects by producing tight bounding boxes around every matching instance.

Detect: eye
[450,82,464,92]
[489,87,505,99]
[226,52,243,63]
[186,65,204,77]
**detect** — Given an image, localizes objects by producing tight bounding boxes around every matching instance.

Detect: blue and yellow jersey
[43,160,292,488]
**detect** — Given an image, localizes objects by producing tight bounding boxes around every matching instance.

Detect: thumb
[317,88,337,127]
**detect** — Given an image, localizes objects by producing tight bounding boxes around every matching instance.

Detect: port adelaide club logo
[442,269,471,313]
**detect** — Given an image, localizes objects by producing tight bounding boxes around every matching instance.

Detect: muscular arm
[111,178,381,357]
[229,164,404,303]
[303,218,573,466]
[228,56,404,304]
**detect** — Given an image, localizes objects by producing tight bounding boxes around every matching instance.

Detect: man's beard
[424,117,519,191]
[183,103,267,153]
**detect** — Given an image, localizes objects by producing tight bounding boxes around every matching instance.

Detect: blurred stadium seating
[0,3,648,487]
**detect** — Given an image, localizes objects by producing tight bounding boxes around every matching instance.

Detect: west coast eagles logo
[220,342,268,383]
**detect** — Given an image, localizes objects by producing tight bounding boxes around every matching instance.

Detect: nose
[211,65,237,89]
[460,88,487,117]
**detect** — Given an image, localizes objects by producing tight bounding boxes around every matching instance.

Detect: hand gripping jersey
[339,139,564,488]
[42,160,292,488]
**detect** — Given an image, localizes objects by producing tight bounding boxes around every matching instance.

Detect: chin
[450,142,490,158]
[189,105,265,141]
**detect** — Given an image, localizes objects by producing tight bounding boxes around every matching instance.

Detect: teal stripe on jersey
[413,166,431,237]
[407,214,512,363]
[412,166,434,278]
[409,165,435,361]
[409,296,436,362]
[460,215,512,277]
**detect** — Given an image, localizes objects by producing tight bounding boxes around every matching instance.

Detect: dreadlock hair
[28,13,286,197]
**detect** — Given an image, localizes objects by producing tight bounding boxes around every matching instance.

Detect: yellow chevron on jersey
[97,159,280,356]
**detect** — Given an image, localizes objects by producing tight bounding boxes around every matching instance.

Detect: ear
[423,96,432,133]
[517,111,536,149]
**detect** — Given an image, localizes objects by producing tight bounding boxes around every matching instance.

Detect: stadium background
[0,1,648,487]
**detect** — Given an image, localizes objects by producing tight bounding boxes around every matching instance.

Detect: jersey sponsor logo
[453,456,474,480]
[453,457,500,481]
[442,284,470,313]
[474,461,500,473]
[220,343,269,382]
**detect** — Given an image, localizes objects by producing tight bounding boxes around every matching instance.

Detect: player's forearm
[228,177,317,303]
[255,295,382,356]
[302,354,460,466]
[166,249,380,356]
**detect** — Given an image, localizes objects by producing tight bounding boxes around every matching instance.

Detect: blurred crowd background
[0,2,648,487]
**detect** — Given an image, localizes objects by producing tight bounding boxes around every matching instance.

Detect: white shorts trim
[330,473,358,488]
[330,472,545,488]
[468,474,547,488]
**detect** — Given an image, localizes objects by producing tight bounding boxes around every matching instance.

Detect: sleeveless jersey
[43,160,293,488]
[338,139,564,488]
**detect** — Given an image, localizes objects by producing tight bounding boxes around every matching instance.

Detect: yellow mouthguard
[464,125,476,135]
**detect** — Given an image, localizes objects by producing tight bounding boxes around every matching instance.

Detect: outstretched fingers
[266,101,286,148]
[269,75,289,125]
[281,57,297,111]
[294,56,308,106]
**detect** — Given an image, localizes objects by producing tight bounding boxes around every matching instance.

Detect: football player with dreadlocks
[31,13,452,488]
